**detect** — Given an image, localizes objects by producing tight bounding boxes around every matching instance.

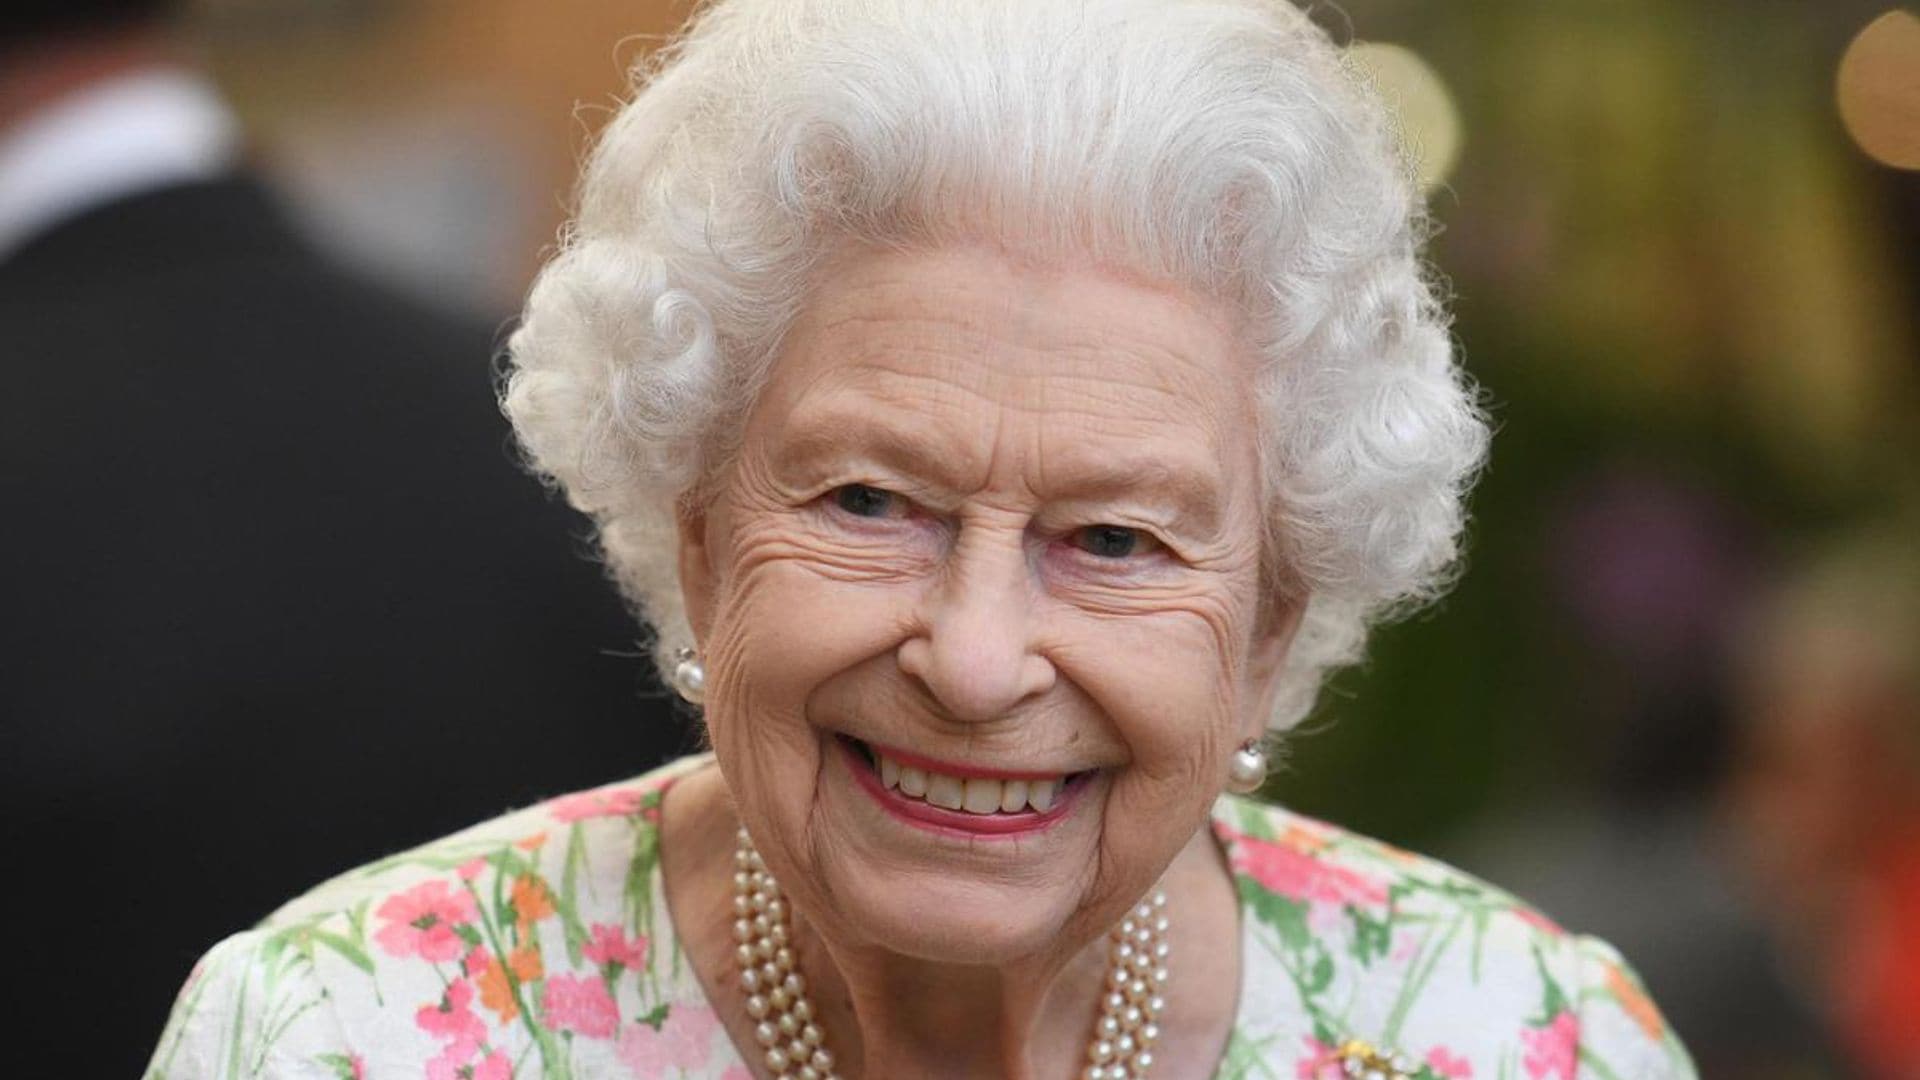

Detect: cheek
[1046,606,1248,911]
[699,514,922,803]
[1053,594,1255,790]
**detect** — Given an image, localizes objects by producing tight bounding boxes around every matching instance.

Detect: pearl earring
[670,647,706,705]
[1226,738,1268,794]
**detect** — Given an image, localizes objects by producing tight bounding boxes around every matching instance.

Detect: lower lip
[837,739,1084,839]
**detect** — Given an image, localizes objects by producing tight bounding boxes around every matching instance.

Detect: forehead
[750,245,1258,487]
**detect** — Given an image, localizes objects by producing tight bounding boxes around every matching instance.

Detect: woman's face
[680,244,1294,964]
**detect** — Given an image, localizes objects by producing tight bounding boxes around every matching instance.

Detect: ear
[676,495,718,646]
[1241,594,1307,743]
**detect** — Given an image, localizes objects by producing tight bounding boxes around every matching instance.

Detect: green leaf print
[625,813,662,932]
[1238,877,1310,952]
[314,1053,361,1080]
[1303,950,1335,994]
[1578,1046,1628,1080]
[1217,1027,1284,1079]
[1235,800,1278,842]
[305,927,375,975]
[1348,907,1392,966]
[1531,945,1571,1022]
[548,875,593,961]
[561,823,590,967]
[1383,910,1467,1044]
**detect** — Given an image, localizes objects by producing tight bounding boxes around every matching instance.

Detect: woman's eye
[831,484,902,519]
[1072,525,1160,559]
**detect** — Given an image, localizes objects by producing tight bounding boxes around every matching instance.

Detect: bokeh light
[1349,41,1462,192]
[1837,9,1920,170]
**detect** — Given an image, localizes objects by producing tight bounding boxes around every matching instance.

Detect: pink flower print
[426,1035,490,1080]
[1221,826,1388,909]
[1521,1011,1580,1080]
[464,947,491,978]
[617,1003,722,1074]
[543,973,619,1039]
[1427,1046,1473,1079]
[584,923,649,972]
[425,1038,471,1080]
[374,879,478,962]
[1294,1037,1344,1080]
[348,1055,366,1080]
[457,857,487,881]
[416,979,488,1045]
[425,1029,511,1080]
[547,786,647,823]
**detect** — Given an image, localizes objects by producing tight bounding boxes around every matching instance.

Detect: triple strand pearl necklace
[731,827,1172,1080]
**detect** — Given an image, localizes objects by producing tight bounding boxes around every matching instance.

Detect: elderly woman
[148,1,1695,1077]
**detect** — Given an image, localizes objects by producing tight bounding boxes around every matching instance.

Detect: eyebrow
[1038,455,1228,537]
[775,405,1228,537]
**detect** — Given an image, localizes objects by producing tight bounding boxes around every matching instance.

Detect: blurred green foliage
[1273,0,1918,848]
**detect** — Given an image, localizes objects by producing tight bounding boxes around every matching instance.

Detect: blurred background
[4,0,1917,1076]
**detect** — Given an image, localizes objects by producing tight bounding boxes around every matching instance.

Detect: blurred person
[0,2,685,1073]
[1451,463,1841,1078]
[1726,526,1920,1079]
[147,1,1693,1077]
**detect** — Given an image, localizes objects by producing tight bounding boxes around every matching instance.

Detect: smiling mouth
[837,734,1094,816]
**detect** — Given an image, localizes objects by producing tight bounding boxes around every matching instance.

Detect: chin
[825,865,1081,966]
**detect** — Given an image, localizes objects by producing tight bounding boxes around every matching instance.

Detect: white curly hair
[503,0,1488,732]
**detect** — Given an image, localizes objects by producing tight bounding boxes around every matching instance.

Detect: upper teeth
[876,751,1063,814]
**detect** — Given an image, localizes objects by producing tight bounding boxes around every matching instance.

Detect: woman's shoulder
[259,754,710,929]
[1210,794,1697,1080]
[146,754,747,1080]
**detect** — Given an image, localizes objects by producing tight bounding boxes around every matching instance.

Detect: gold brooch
[1334,1039,1416,1080]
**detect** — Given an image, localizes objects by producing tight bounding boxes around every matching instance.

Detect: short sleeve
[143,930,357,1080]
[1573,934,1698,1080]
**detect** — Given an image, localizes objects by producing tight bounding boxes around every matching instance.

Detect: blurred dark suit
[0,173,688,1070]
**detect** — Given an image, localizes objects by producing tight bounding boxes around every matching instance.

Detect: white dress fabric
[146,755,1696,1079]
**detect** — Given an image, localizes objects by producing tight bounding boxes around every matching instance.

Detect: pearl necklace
[731,827,1172,1080]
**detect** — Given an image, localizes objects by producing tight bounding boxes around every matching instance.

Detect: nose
[896,527,1055,722]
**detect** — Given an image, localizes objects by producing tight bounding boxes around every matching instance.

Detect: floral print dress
[145,755,1695,1079]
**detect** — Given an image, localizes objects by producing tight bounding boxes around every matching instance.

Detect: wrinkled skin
[664,243,1301,1078]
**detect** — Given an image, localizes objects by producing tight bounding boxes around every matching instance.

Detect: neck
[813,915,1118,1079]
